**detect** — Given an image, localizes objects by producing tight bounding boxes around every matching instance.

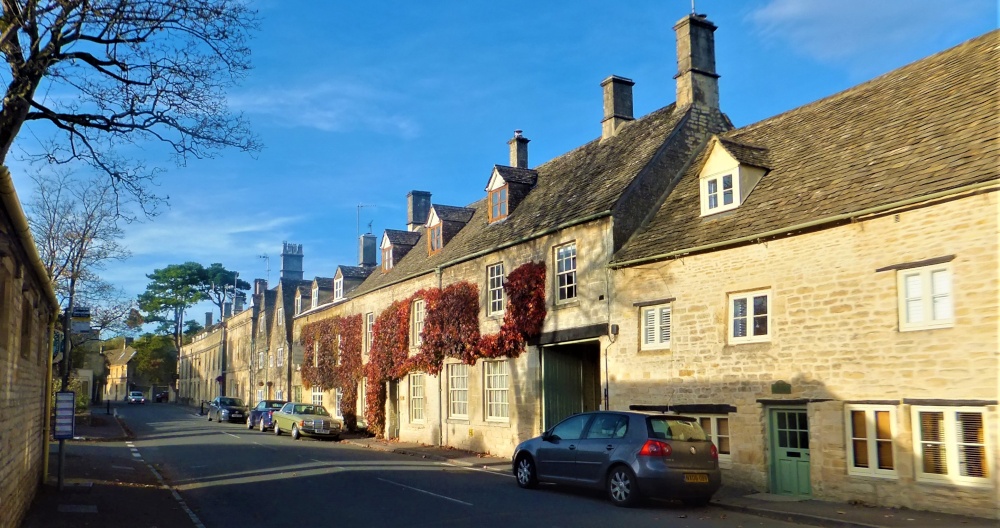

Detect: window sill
[846,471,899,480]
[483,419,511,427]
[552,299,579,310]
[914,476,992,488]
[446,418,470,425]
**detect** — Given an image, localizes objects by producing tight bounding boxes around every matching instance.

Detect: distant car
[247,399,286,431]
[512,410,721,507]
[154,391,169,403]
[272,402,342,440]
[207,396,248,423]
[126,391,146,404]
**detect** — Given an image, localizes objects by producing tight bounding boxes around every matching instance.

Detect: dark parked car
[207,397,248,423]
[154,391,169,403]
[247,399,286,431]
[512,410,721,507]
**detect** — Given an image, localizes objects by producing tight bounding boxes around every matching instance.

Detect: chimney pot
[359,233,377,267]
[508,130,530,168]
[205,312,213,328]
[601,75,635,140]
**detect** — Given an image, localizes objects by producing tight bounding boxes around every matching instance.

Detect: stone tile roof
[384,229,421,246]
[107,347,136,366]
[612,30,1000,266]
[432,204,476,223]
[337,266,373,280]
[314,277,334,288]
[717,138,770,168]
[493,165,539,186]
[351,102,690,297]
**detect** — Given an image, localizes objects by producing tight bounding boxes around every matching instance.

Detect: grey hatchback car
[512,410,721,507]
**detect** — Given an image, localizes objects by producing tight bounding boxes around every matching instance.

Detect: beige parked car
[271,402,343,441]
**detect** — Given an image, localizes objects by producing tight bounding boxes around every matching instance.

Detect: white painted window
[484,360,509,421]
[365,312,375,354]
[412,299,425,345]
[295,296,302,315]
[911,406,989,485]
[694,415,731,465]
[382,247,393,271]
[448,363,469,419]
[410,373,425,422]
[555,242,577,302]
[275,389,283,401]
[277,346,284,367]
[336,335,343,366]
[488,262,505,315]
[256,389,264,402]
[312,341,319,367]
[641,304,671,350]
[702,172,736,214]
[359,377,367,418]
[269,353,274,368]
[312,387,324,407]
[312,285,319,307]
[258,350,264,369]
[845,405,897,478]
[729,290,771,344]
[898,264,953,331]
[334,388,343,418]
[334,277,344,301]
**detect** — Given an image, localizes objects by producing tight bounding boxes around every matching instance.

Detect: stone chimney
[359,233,377,267]
[223,302,232,318]
[124,337,134,347]
[508,130,529,168]
[280,241,304,281]
[601,76,635,140]
[234,292,245,313]
[205,312,213,328]
[674,13,719,110]
[254,279,268,296]
[407,191,431,232]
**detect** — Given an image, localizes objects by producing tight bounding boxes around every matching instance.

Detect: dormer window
[382,246,393,271]
[294,294,302,315]
[429,224,443,253]
[312,285,319,306]
[334,277,344,301]
[489,186,508,222]
[698,137,769,217]
[704,173,735,212]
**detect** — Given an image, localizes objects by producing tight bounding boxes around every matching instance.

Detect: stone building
[0,166,59,528]
[607,31,998,518]
[177,325,224,406]
[104,340,137,402]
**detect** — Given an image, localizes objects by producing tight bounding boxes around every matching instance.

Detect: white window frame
[312,387,324,407]
[897,264,953,331]
[728,290,771,344]
[640,304,671,350]
[269,353,274,368]
[312,341,319,367]
[336,335,343,366]
[365,312,375,354]
[484,360,509,422]
[555,242,577,302]
[844,405,898,478]
[409,373,425,423]
[911,406,990,486]
[277,346,284,367]
[412,299,425,345]
[258,350,264,369]
[334,388,343,418]
[487,262,505,315]
[448,363,469,419]
[295,295,302,315]
[692,415,732,466]
[275,389,283,401]
[334,277,344,301]
[256,389,264,402]
[312,284,319,306]
[382,247,393,271]
[701,171,737,215]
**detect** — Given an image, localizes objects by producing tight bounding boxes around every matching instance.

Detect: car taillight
[710,444,719,459]
[638,439,672,457]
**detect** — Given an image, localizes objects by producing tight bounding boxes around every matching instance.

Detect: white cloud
[229,80,421,138]
[747,0,994,66]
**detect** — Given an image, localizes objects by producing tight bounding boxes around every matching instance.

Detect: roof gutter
[609,180,998,270]
[0,166,59,313]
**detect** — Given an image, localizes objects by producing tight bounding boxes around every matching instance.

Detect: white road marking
[436,461,514,478]
[111,465,135,471]
[377,478,473,506]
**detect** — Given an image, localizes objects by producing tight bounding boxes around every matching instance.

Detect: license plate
[684,473,709,483]
[315,428,329,434]
[232,413,242,417]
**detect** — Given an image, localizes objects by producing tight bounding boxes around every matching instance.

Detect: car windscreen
[220,398,245,407]
[646,417,708,441]
[267,401,284,409]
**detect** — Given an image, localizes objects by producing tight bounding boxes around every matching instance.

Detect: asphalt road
[116,403,805,528]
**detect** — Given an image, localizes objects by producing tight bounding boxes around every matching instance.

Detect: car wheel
[259,419,266,432]
[207,411,212,421]
[291,425,300,440]
[274,423,281,436]
[514,454,538,489]
[247,417,254,430]
[607,465,641,507]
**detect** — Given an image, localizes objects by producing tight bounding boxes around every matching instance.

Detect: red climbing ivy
[407,282,481,374]
[301,319,338,390]
[478,261,546,360]
[336,314,363,431]
[301,315,364,431]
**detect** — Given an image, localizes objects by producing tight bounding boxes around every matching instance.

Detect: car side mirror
[542,431,554,442]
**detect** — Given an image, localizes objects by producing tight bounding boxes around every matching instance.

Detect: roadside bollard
[200,401,205,415]
[106,400,111,415]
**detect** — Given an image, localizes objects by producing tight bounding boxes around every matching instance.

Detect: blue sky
[8,0,997,325]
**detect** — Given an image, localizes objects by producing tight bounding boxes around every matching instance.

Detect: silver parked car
[512,410,721,507]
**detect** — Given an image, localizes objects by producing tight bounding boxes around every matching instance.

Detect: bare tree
[27,170,130,387]
[0,1,260,213]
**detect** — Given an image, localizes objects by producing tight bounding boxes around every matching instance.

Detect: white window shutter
[659,306,671,344]
[643,308,655,345]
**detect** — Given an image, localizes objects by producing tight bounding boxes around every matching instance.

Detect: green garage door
[542,347,582,431]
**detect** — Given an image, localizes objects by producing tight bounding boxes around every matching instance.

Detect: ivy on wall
[479,261,546,359]
[301,318,338,390]
[301,314,364,431]
[407,282,480,374]
[336,313,363,431]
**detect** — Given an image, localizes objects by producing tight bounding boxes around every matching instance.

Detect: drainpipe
[42,314,56,481]
[436,268,444,448]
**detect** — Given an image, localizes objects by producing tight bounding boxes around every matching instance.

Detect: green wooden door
[542,348,582,431]
[770,408,811,496]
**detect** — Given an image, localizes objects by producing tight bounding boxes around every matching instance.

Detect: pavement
[20,404,999,528]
